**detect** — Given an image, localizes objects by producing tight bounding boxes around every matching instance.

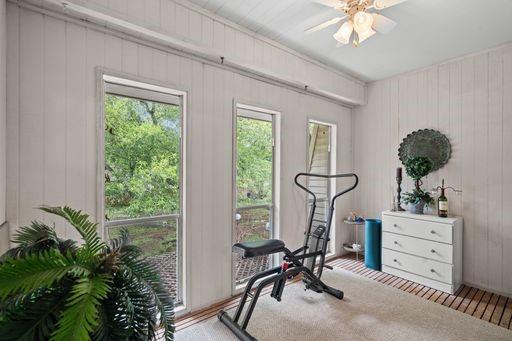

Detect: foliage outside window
[105,95,181,220]
[236,117,273,207]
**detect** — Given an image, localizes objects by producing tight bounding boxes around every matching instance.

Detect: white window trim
[98,70,189,314]
[232,101,281,295]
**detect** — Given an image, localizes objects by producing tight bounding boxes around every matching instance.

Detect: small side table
[343,220,365,261]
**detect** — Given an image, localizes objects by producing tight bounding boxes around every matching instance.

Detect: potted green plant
[0,206,174,341]
[401,156,434,214]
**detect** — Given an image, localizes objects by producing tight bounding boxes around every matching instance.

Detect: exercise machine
[218,172,359,341]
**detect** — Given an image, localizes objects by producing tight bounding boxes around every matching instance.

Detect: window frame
[98,71,188,313]
[306,118,337,258]
[232,101,281,294]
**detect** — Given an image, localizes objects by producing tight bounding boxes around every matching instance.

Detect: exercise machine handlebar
[294,172,359,208]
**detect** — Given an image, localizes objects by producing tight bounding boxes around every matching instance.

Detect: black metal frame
[218,173,359,341]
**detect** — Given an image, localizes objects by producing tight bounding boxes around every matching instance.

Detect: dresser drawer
[382,248,453,284]
[382,232,453,264]
[382,214,453,244]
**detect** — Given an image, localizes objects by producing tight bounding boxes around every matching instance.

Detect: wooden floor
[176,254,512,332]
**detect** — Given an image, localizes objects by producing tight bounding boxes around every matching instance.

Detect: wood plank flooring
[175,254,512,332]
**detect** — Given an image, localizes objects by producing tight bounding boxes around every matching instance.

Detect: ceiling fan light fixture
[353,11,373,33]
[356,27,376,44]
[373,0,385,10]
[306,0,405,47]
[333,20,353,44]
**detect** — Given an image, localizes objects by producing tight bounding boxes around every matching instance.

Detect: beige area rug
[176,268,512,340]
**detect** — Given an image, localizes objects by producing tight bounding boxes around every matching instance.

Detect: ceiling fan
[306,0,407,46]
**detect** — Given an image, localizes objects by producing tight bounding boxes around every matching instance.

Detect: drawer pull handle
[430,230,436,234]
[430,249,436,253]
[430,269,436,273]
[394,241,399,245]
[393,224,397,227]
[393,259,398,262]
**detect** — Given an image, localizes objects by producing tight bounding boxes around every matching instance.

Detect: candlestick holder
[396,176,405,211]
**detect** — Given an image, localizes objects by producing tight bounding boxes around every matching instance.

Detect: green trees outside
[104,94,181,220]
[236,117,273,207]
[105,95,274,255]
[105,96,274,219]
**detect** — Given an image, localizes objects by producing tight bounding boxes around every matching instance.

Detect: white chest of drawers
[381,211,463,294]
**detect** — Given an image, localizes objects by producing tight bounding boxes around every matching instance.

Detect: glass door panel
[104,88,184,305]
[234,110,275,286]
[308,122,333,254]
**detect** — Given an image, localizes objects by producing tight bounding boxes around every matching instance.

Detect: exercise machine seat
[233,239,286,258]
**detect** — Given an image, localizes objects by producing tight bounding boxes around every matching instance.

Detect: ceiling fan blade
[372,0,408,10]
[371,13,397,34]
[311,0,347,9]
[305,17,346,33]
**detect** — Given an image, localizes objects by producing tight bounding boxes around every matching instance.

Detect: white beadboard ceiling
[187,0,512,81]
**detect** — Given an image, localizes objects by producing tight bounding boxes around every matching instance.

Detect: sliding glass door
[234,104,279,287]
[103,76,185,306]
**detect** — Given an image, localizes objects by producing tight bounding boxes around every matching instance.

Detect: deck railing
[105,213,182,304]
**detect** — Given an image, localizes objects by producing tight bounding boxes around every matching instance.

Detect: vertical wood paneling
[503,45,512,289]
[487,49,503,291]
[436,65,450,203]
[43,16,66,231]
[166,53,180,86]
[122,40,138,75]
[145,0,161,29]
[0,0,5,226]
[138,45,153,78]
[426,67,439,193]
[90,0,365,104]
[220,68,234,297]
[212,20,224,52]
[201,16,213,48]
[19,9,44,226]
[104,34,122,69]
[108,0,127,15]
[473,52,489,290]
[174,4,189,39]
[461,56,475,284]
[188,9,202,44]
[6,3,19,233]
[160,0,176,35]
[65,23,87,241]
[7,5,354,313]
[185,58,205,309]
[200,64,215,304]
[126,0,145,22]
[448,62,462,216]
[354,44,512,296]
[85,29,105,217]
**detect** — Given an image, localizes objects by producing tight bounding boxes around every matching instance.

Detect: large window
[307,120,336,255]
[102,75,186,306]
[233,104,280,288]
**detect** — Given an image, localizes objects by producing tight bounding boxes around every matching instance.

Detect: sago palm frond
[51,274,111,341]
[40,206,106,255]
[108,227,131,250]
[0,221,71,262]
[121,249,174,339]
[0,206,175,340]
[0,249,90,299]
[0,285,70,341]
[12,221,58,246]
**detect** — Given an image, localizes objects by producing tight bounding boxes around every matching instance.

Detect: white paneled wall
[42,0,365,105]
[353,43,512,296]
[5,3,354,311]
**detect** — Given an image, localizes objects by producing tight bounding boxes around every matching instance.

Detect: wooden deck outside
[176,254,512,332]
